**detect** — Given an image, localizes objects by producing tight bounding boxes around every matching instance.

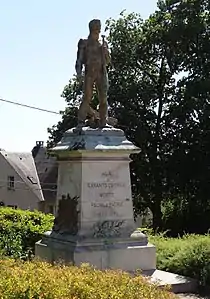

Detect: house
[32,141,57,214]
[0,149,44,210]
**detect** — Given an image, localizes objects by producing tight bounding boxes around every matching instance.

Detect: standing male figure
[75,19,111,127]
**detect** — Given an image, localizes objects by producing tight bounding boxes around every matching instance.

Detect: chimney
[32,141,44,158]
[36,141,44,147]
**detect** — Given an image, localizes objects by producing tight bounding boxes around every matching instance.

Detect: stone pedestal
[35,126,156,272]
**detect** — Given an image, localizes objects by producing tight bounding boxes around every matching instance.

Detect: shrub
[0,207,54,259]
[161,197,210,236]
[0,259,177,299]
[150,233,210,286]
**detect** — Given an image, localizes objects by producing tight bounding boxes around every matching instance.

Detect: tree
[47,77,79,148]
[48,2,210,232]
[47,76,99,148]
[155,0,210,234]
[105,10,189,229]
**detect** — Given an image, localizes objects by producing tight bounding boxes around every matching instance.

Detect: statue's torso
[83,38,103,73]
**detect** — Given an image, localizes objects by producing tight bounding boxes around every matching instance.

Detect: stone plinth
[35,126,156,272]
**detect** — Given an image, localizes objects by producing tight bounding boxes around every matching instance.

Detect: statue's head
[88,19,101,40]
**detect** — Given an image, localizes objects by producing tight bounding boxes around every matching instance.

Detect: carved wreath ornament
[93,220,124,238]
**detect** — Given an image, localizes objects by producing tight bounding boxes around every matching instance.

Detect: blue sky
[0,0,157,152]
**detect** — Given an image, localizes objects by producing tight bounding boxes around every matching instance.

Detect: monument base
[34,126,198,293]
[35,231,156,272]
[35,126,155,272]
[35,233,198,294]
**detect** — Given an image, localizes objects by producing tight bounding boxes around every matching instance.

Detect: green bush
[1,207,210,288]
[0,207,54,259]
[0,259,177,299]
[150,233,210,286]
[161,197,210,236]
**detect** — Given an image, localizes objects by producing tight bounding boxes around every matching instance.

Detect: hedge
[0,207,54,259]
[1,207,210,287]
[0,259,177,299]
[149,233,210,286]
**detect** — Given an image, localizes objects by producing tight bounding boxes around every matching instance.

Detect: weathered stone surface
[50,126,139,153]
[35,126,155,272]
[143,270,198,294]
[45,126,142,241]
[36,234,155,271]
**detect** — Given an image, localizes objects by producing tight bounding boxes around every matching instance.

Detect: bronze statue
[75,19,111,127]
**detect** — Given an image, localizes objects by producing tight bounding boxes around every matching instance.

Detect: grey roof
[1,151,44,202]
[32,145,57,204]
[33,146,57,183]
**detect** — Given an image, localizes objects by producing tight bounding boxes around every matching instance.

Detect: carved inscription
[89,202,123,219]
[91,202,123,208]
[101,171,119,180]
[87,182,125,188]
[86,174,128,222]
[92,209,119,218]
[87,181,126,201]
[99,192,114,198]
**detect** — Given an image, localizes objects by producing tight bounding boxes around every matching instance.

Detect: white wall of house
[0,153,40,210]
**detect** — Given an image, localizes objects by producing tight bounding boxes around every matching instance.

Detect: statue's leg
[78,76,94,123]
[96,72,108,127]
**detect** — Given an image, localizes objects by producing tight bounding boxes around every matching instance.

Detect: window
[7,176,15,190]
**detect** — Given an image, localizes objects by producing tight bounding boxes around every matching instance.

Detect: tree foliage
[48,1,210,233]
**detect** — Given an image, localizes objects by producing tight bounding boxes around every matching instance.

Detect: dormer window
[27,176,37,184]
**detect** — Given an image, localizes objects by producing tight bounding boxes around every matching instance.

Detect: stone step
[142,269,198,294]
